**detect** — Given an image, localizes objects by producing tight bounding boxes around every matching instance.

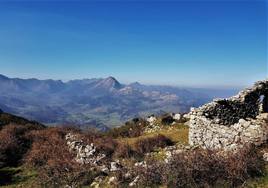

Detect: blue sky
[0,0,267,87]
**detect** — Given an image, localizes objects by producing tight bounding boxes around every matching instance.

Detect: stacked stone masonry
[189,79,268,150]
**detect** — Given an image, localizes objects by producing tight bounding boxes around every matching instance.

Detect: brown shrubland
[24,127,99,187]
[119,145,264,188]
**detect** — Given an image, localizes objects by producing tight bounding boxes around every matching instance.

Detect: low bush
[24,128,99,187]
[106,118,148,138]
[113,142,134,159]
[119,146,265,188]
[133,134,173,155]
[0,124,36,167]
[161,114,174,125]
[24,128,70,167]
[81,131,117,158]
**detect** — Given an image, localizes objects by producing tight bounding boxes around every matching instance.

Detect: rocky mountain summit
[94,76,122,90]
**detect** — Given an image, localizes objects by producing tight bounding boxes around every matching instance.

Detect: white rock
[263,152,268,162]
[134,161,147,168]
[183,113,190,119]
[173,113,181,121]
[147,116,156,124]
[110,161,121,172]
[124,172,131,178]
[108,177,116,184]
[129,176,139,187]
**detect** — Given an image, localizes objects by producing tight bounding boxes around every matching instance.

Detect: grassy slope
[117,123,189,147]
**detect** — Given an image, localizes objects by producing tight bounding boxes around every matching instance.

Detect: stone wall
[189,79,268,150]
[65,133,122,173]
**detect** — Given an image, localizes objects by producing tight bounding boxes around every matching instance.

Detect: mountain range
[0,74,239,130]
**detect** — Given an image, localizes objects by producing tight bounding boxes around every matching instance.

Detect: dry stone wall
[189,79,268,150]
[65,133,122,173]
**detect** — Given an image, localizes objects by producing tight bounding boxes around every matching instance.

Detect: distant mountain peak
[106,76,117,81]
[129,82,142,86]
[94,76,122,90]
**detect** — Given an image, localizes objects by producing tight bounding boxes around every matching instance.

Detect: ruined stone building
[189,79,268,150]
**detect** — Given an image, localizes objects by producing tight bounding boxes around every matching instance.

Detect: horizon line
[0,73,249,89]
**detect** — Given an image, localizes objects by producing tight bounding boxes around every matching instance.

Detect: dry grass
[118,123,189,146]
[156,124,188,144]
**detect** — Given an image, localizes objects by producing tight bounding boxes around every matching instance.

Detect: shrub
[113,142,134,159]
[24,128,99,187]
[223,146,264,186]
[133,135,173,155]
[106,118,148,138]
[38,157,98,187]
[120,146,264,188]
[24,128,71,167]
[80,131,117,158]
[161,114,174,125]
[0,124,35,167]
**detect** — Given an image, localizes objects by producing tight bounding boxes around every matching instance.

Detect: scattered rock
[108,176,116,184]
[134,161,147,168]
[263,152,268,162]
[124,172,131,179]
[173,113,181,121]
[110,160,122,172]
[146,115,157,124]
[129,175,139,187]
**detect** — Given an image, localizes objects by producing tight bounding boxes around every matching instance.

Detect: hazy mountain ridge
[0,74,238,130]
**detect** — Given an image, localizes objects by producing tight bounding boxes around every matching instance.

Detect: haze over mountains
[0,74,239,130]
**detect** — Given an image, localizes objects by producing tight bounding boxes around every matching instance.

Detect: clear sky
[0,0,267,87]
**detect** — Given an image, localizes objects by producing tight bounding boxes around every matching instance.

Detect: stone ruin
[189,79,268,150]
[65,133,106,165]
[65,133,122,173]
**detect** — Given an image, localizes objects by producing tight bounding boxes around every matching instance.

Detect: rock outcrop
[189,79,268,150]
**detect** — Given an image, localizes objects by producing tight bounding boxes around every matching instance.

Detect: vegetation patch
[0,167,38,188]
[116,146,265,188]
